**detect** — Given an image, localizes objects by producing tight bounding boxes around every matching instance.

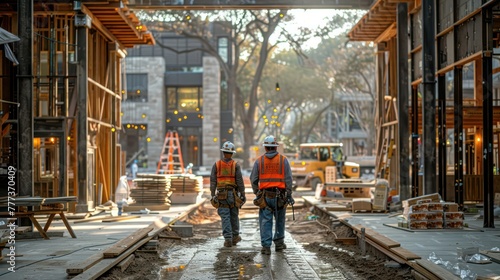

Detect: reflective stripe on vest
[216,160,236,188]
[258,155,285,190]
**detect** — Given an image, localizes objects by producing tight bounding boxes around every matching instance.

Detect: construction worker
[210,141,247,248]
[250,135,294,255]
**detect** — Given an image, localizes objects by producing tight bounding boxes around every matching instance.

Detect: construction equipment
[156,130,185,174]
[290,143,361,191]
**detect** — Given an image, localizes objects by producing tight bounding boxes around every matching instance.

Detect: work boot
[261,247,271,255]
[232,235,242,245]
[275,243,287,252]
[223,240,232,247]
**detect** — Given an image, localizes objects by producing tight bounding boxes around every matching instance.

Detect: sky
[279,9,355,49]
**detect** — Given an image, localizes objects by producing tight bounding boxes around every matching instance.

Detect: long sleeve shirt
[210,158,246,197]
[249,150,293,196]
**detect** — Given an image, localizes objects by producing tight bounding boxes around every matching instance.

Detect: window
[167,87,203,112]
[126,73,148,102]
[218,37,228,63]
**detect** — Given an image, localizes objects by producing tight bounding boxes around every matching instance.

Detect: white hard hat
[220,141,236,154]
[263,135,279,147]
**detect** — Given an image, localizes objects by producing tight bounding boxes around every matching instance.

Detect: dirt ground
[101,204,415,280]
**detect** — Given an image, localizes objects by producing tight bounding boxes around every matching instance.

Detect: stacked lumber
[169,174,204,204]
[169,174,203,193]
[402,193,463,230]
[130,174,173,210]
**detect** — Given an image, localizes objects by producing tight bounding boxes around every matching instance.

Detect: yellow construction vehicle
[290,143,360,190]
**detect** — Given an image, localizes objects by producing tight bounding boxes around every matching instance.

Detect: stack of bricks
[402,193,463,230]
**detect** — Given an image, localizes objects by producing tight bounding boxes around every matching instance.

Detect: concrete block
[170,224,193,237]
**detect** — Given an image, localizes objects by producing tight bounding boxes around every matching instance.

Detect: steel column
[17,0,34,198]
[411,86,419,197]
[397,3,410,201]
[422,0,437,194]
[481,7,494,228]
[76,16,89,213]
[453,67,464,209]
[437,74,447,200]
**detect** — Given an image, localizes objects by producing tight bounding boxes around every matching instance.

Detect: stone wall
[202,56,221,165]
[122,57,165,172]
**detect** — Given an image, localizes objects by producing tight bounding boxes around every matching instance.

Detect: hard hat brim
[263,144,279,147]
[220,149,236,154]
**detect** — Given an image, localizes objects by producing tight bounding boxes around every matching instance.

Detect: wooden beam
[66,253,104,275]
[375,22,397,43]
[71,236,152,280]
[102,226,153,258]
[436,51,483,75]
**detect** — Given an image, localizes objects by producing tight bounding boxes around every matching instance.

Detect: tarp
[0,27,20,65]
[0,27,19,45]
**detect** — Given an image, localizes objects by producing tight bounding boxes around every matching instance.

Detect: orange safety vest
[258,154,286,190]
[216,160,236,188]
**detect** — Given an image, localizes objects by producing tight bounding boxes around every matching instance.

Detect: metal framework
[348,0,500,228]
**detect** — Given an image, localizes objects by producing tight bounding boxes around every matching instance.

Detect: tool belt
[215,185,244,209]
[253,188,286,210]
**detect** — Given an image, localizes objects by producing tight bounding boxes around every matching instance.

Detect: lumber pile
[130,174,173,210]
[168,174,204,204]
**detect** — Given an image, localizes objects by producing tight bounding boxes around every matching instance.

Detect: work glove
[287,195,295,206]
[211,196,218,203]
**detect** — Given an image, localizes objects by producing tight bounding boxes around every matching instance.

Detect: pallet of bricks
[402,193,463,230]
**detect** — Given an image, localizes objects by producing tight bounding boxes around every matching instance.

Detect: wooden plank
[410,267,439,280]
[148,217,170,237]
[415,259,460,280]
[66,253,103,275]
[14,226,31,234]
[101,215,141,223]
[117,254,135,272]
[73,215,112,223]
[72,236,152,280]
[391,246,421,260]
[102,226,153,258]
[123,204,171,212]
[351,224,400,249]
[480,250,500,264]
[362,237,406,264]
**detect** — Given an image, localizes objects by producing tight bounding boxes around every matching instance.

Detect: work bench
[0,196,78,239]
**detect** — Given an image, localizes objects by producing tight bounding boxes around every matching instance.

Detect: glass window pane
[167,88,177,110]
[178,87,199,112]
[126,73,148,102]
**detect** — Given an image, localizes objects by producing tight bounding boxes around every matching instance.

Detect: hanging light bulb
[275,82,280,91]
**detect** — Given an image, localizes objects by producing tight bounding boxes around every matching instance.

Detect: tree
[138,10,292,167]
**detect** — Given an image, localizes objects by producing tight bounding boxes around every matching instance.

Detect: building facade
[122,24,234,173]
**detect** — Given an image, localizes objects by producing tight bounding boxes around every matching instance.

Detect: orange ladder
[156,130,185,174]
